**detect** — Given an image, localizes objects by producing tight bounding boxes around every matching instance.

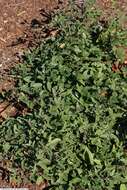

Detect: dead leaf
[100,90,108,97]
[60,43,65,48]
[1,105,17,119]
[0,80,15,93]
[112,63,120,72]
[50,29,59,37]
[0,101,10,113]
[124,60,127,65]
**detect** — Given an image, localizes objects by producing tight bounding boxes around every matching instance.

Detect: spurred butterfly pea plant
[0,2,127,190]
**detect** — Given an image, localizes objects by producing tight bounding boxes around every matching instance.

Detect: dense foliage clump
[0,5,127,190]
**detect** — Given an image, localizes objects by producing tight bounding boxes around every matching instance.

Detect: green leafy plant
[0,3,127,190]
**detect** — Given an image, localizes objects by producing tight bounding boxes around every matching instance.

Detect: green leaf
[113,46,125,62]
[70,177,81,184]
[31,83,42,89]
[47,138,61,149]
[3,143,10,153]
[94,159,101,165]
[36,176,44,185]
[85,146,94,165]
[37,159,50,170]
[24,76,32,82]
[120,184,127,190]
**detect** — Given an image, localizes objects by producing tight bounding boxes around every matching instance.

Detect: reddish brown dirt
[0,0,64,76]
